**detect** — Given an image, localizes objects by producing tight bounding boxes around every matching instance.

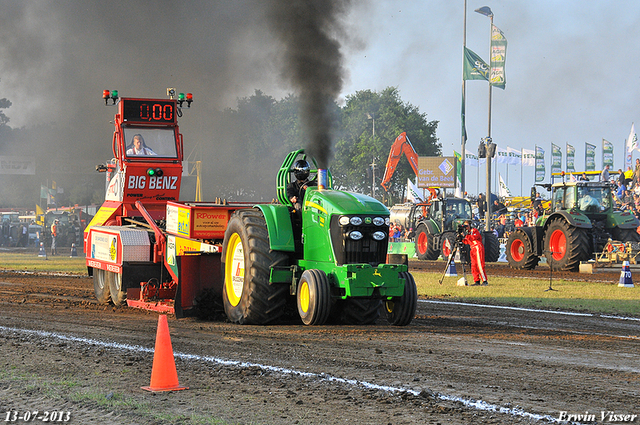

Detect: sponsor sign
[0,156,36,175]
[90,230,119,265]
[416,156,457,188]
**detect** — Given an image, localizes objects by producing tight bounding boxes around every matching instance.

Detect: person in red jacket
[461,221,487,286]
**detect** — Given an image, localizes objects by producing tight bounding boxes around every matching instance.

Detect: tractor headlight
[385,217,390,226]
[372,217,385,226]
[349,231,363,240]
[372,231,386,241]
[339,216,350,226]
[350,216,363,226]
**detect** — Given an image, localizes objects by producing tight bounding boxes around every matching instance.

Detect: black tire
[297,269,331,326]
[506,230,539,270]
[222,209,290,325]
[340,298,381,325]
[543,219,591,271]
[482,231,501,263]
[384,272,417,326]
[612,227,640,243]
[93,269,111,304]
[415,224,438,260]
[107,271,126,306]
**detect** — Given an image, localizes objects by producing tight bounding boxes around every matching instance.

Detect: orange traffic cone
[141,315,188,392]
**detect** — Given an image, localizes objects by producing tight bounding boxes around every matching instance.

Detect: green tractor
[506,180,640,271]
[221,149,418,326]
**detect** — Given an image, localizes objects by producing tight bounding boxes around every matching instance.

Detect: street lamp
[475,5,494,232]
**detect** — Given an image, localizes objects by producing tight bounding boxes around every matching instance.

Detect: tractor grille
[330,215,389,266]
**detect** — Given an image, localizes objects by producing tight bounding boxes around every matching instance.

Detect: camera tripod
[438,238,468,286]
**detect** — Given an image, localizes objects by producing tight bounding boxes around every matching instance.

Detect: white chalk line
[0,325,577,424]
[420,299,640,322]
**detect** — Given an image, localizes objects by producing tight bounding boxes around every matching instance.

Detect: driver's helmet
[293,159,311,181]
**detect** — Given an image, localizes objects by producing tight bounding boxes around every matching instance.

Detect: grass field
[1,250,638,317]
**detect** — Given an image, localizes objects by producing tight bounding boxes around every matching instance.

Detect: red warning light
[103,90,110,99]
[186,93,193,101]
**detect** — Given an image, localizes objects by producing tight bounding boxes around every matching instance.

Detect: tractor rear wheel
[543,219,591,271]
[340,298,381,325]
[108,271,126,306]
[441,232,456,259]
[415,225,438,260]
[482,231,501,263]
[297,269,331,325]
[93,269,111,304]
[222,209,290,325]
[384,272,417,326]
[506,230,539,270]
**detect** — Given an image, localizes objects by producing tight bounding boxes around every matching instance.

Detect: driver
[578,188,601,211]
[286,159,316,212]
[126,134,156,156]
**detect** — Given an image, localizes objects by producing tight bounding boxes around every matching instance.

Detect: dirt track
[0,268,638,424]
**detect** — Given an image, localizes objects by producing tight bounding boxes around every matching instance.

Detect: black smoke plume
[267,0,350,168]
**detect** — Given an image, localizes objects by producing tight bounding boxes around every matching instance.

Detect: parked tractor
[84,91,417,326]
[506,180,640,271]
[390,197,501,263]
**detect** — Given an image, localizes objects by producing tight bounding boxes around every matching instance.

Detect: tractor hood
[306,188,389,216]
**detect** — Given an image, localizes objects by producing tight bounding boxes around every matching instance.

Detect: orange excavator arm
[380,132,420,191]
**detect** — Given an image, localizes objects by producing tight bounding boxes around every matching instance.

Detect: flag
[535,146,545,182]
[498,174,512,198]
[569,173,577,182]
[585,142,596,171]
[406,179,423,203]
[625,123,637,170]
[454,150,463,197]
[522,148,535,166]
[490,24,507,89]
[506,147,521,165]
[465,149,478,167]
[496,146,508,164]
[463,47,489,81]
[566,143,575,173]
[36,204,45,226]
[602,138,614,168]
[551,143,562,175]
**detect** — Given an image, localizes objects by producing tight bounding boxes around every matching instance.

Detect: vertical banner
[585,142,596,171]
[465,149,479,167]
[490,24,507,89]
[551,143,562,175]
[535,146,545,182]
[454,151,463,197]
[566,143,575,173]
[602,138,614,169]
[522,148,535,167]
[625,123,638,170]
[507,147,521,165]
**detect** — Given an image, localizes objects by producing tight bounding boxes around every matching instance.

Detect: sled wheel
[93,269,111,304]
[222,209,289,324]
[384,272,417,326]
[297,269,331,326]
[108,271,126,306]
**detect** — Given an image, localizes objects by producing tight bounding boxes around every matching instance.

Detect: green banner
[585,142,596,171]
[535,146,545,182]
[490,24,507,89]
[463,47,489,81]
[551,143,562,175]
[602,139,614,168]
[566,143,575,173]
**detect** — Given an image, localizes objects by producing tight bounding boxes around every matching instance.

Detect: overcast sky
[1,1,639,197]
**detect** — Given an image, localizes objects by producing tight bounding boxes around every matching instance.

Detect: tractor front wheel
[543,219,590,271]
[506,230,539,270]
[222,209,290,325]
[483,231,501,263]
[297,269,331,326]
[93,269,111,304]
[384,272,417,326]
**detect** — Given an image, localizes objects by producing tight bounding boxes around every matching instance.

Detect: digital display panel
[122,99,176,124]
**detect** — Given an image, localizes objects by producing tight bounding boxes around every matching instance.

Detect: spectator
[493,199,507,216]
[579,172,589,181]
[600,165,610,182]
[625,167,634,187]
[477,194,486,219]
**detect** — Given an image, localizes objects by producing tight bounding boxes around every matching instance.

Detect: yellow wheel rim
[299,281,310,313]
[225,233,244,307]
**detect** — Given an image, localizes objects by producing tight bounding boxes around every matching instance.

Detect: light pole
[461,0,467,196]
[475,5,494,232]
[368,113,376,198]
